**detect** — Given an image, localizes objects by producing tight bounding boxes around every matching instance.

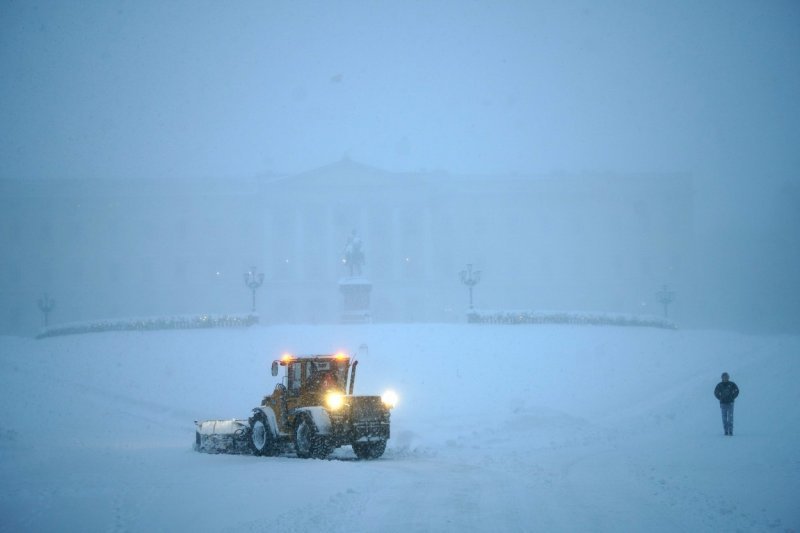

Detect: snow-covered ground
[1,324,798,532]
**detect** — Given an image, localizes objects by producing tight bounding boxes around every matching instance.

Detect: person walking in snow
[714,372,739,436]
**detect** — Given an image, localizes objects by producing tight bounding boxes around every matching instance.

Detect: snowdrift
[1,324,798,532]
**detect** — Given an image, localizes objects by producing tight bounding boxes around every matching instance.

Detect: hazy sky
[2,0,798,182]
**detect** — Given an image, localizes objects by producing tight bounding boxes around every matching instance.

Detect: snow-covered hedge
[466,310,676,329]
[36,313,259,339]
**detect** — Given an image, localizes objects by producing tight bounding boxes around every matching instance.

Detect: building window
[177,219,189,240]
[40,222,53,242]
[175,260,188,281]
[640,256,651,276]
[109,262,124,283]
[141,261,154,284]
[8,306,21,331]
[633,200,650,232]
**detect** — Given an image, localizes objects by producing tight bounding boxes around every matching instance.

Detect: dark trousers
[720,402,734,435]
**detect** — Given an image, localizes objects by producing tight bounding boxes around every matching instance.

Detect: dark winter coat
[714,381,739,404]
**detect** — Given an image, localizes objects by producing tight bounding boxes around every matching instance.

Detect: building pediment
[265,158,433,195]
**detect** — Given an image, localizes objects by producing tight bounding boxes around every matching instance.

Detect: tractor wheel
[352,440,386,460]
[249,413,276,456]
[294,416,332,459]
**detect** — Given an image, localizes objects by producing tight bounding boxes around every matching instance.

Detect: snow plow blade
[194,419,252,454]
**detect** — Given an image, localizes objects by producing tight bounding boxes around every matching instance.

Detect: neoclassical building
[0,159,693,335]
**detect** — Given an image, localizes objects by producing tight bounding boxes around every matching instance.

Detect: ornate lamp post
[37,293,55,327]
[244,266,264,313]
[656,284,675,318]
[459,264,481,309]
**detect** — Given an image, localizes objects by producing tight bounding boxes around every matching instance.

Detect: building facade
[0,159,693,336]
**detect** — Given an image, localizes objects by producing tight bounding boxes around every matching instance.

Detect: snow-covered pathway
[1,324,798,532]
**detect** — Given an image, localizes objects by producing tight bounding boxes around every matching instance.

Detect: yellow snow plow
[195,352,397,459]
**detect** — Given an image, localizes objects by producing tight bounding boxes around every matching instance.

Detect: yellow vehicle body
[248,353,394,459]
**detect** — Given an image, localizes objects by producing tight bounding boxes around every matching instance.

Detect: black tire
[294,415,333,459]
[249,413,276,456]
[195,431,202,452]
[352,440,386,460]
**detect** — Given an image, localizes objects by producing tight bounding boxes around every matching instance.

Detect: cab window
[334,362,348,389]
[288,362,302,394]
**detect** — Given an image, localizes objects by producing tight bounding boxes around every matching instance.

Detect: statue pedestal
[339,277,372,323]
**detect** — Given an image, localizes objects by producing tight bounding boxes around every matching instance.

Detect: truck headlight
[381,390,398,409]
[325,392,345,410]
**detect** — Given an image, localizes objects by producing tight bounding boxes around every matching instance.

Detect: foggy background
[1,1,798,333]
